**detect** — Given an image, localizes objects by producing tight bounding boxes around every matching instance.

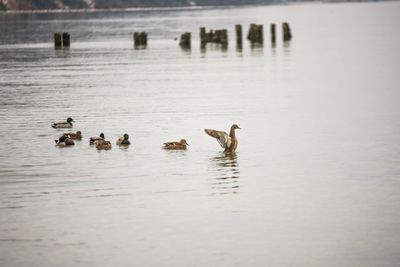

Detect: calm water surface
[1,2,400,266]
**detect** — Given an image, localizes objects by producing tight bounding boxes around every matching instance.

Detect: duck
[51,117,74,128]
[90,133,105,145]
[54,135,75,147]
[204,124,241,153]
[163,139,189,150]
[64,131,82,140]
[95,139,112,150]
[116,133,130,146]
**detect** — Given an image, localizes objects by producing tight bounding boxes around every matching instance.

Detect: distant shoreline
[0,5,207,14]
[0,0,393,14]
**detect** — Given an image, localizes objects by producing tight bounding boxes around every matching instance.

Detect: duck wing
[163,141,179,149]
[90,136,103,144]
[204,129,231,149]
[164,141,179,146]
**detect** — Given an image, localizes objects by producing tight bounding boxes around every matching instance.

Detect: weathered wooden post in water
[179,32,191,49]
[200,27,207,49]
[199,27,228,49]
[235,24,242,49]
[140,32,147,46]
[134,32,148,48]
[247,24,263,45]
[282,22,292,42]
[217,29,228,48]
[62,32,70,47]
[270,24,276,44]
[54,33,62,49]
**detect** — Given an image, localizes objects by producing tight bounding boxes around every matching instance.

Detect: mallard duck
[163,139,189,150]
[116,133,131,146]
[54,135,75,146]
[51,117,74,128]
[95,139,112,150]
[64,131,82,140]
[89,133,105,145]
[205,124,241,153]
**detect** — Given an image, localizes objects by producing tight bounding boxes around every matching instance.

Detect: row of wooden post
[184,22,291,49]
[54,32,70,48]
[245,22,292,45]
[54,31,148,49]
[54,23,292,49]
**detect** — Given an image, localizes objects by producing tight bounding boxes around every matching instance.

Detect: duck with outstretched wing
[204,124,241,153]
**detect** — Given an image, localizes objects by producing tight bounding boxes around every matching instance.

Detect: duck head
[231,124,241,130]
[180,139,189,146]
[67,117,74,123]
[123,133,129,141]
[76,131,82,137]
[100,133,105,139]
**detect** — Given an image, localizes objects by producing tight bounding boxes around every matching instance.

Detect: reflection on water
[283,40,291,57]
[236,43,243,53]
[250,43,263,56]
[54,48,71,58]
[209,152,240,195]
[200,43,229,54]
[271,41,277,49]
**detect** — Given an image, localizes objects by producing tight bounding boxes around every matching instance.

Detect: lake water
[1,2,400,266]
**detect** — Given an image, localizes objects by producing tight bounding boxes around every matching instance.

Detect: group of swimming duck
[51,117,241,152]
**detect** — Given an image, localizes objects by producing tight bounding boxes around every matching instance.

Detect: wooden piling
[179,32,191,49]
[54,33,62,49]
[200,27,206,48]
[134,32,139,46]
[134,32,147,48]
[270,24,276,44]
[140,32,147,46]
[218,29,228,48]
[247,24,263,45]
[199,27,228,49]
[235,24,242,48]
[62,32,70,47]
[282,22,292,42]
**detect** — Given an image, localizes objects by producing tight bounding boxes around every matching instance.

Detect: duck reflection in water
[209,152,240,195]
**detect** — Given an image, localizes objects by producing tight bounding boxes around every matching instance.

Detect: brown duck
[54,135,75,147]
[90,133,105,145]
[95,139,112,150]
[205,124,241,153]
[64,131,82,140]
[163,139,189,150]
